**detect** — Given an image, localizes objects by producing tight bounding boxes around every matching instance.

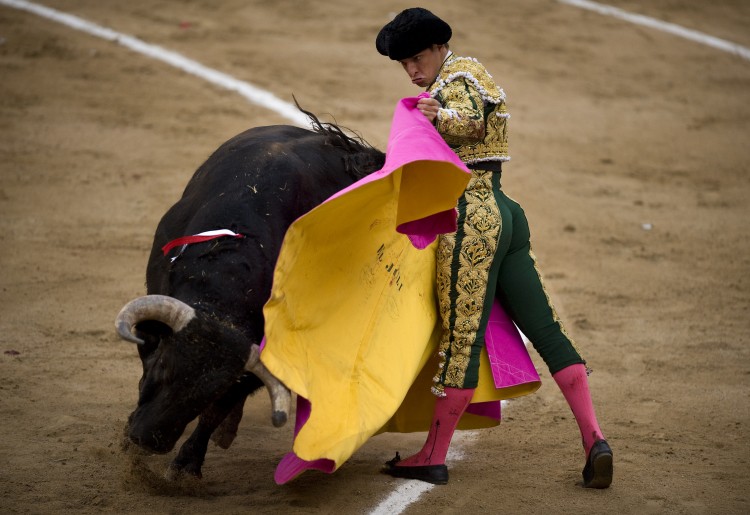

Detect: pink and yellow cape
[261,96,540,484]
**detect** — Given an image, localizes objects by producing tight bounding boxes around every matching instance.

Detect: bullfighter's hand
[417,97,441,123]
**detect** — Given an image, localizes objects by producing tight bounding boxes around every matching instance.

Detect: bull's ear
[134,320,172,354]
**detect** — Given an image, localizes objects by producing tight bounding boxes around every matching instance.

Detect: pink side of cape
[485,300,541,390]
[327,94,469,249]
[274,397,335,485]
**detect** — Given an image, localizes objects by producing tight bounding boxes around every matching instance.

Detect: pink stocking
[552,363,605,456]
[398,386,474,467]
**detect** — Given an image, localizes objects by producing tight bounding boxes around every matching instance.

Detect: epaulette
[429,56,506,104]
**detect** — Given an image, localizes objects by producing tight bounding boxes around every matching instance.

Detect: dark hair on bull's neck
[293,97,385,178]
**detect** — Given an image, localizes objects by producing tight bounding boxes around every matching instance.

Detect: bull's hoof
[272,410,288,428]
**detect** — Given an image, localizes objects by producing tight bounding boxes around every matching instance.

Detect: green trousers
[433,169,584,394]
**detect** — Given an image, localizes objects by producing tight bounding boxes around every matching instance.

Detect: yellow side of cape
[262,163,506,469]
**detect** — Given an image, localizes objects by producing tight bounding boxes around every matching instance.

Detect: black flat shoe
[582,440,613,489]
[381,452,449,485]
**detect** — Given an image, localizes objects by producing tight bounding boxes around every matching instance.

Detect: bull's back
[183,125,347,199]
[145,124,371,326]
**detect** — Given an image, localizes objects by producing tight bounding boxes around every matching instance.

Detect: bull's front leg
[165,374,262,480]
[210,397,246,449]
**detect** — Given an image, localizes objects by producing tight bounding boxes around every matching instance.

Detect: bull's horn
[245,344,291,427]
[115,295,196,345]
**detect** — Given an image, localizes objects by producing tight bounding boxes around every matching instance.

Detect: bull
[115,109,385,478]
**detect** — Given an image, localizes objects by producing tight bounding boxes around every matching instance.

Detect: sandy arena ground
[1,1,749,513]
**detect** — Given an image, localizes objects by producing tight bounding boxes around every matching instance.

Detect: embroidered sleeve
[434,77,486,146]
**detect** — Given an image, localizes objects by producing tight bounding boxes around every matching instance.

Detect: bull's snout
[127,429,174,454]
[126,410,182,454]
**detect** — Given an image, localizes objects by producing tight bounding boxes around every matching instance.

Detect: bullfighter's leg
[384,170,502,484]
[382,386,473,485]
[494,191,611,488]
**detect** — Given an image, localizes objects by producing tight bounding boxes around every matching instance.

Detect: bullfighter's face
[398,44,448,88]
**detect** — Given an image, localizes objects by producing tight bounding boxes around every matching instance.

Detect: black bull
[115,112,384,478]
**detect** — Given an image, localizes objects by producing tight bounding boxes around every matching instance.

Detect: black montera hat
[376,7,452,61]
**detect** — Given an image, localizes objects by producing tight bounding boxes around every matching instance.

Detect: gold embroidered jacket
[427,54,510,165]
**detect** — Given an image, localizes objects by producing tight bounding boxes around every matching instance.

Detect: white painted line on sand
[370,480,435,515]
[371,402,509,515]
[0,0,311,126]
[558,0,750,61]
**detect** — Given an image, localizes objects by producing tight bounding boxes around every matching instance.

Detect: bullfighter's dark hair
[294,97,385,178]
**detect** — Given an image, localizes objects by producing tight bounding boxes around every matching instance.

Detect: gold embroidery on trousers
[433,170,500,396]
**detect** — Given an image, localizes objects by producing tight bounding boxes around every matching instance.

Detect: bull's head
[115,295,289,453]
